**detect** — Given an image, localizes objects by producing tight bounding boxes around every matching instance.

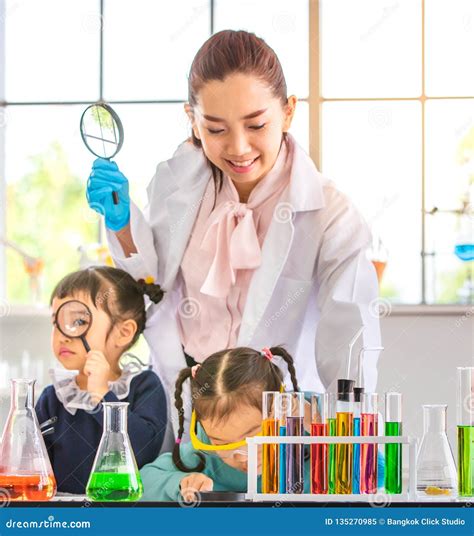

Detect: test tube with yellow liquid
[335,379,354,494]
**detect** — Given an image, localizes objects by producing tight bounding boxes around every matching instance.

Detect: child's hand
[84,350,111,401]
[179,473,213,502]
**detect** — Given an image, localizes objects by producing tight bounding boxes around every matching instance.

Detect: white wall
[0,308,472,452]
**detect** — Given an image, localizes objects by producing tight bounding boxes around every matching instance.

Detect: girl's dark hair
[50,266,164,349]
[172,346,299,473]
[187,30,289,196]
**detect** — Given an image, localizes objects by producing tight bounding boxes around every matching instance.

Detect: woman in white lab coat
[86,30,381,435]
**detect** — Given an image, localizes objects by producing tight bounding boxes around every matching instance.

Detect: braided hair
[172,345,299,472]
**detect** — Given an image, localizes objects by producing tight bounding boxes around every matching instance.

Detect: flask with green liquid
[86,402,143,501]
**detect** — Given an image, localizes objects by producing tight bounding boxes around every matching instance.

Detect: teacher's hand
[86,158,130,232]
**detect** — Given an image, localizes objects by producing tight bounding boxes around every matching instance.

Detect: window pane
[109,104,190,208]
[5,106,98,304]
[426,0,474,96]
[425,99,474,211]
[5,0,100,101]
[322,101,422,303]
[214,0,309,97]
[425,99,474,304]
[425,213,473,304]
[103,0,210,101]
[321,0,421,98]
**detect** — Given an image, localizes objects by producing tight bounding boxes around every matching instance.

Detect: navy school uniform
[35,369,168,494]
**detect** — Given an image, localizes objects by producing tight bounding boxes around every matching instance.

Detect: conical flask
[0,379,56,501]
[86,402,143,501]
[416,404,457,497]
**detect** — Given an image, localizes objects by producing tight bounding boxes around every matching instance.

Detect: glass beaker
[416,404,457,497]
[86,402,143,501]
[457,367,474,497]
[0,379,56,501]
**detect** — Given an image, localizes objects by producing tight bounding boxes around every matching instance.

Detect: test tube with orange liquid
[262,391,279,494]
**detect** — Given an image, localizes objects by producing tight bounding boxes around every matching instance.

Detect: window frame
[309,0,474,306]
[0,0,471,310]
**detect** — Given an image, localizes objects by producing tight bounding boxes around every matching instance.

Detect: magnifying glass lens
[80,104,123,160]
[56,301,91,338]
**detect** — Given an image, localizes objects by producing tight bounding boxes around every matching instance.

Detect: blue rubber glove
[86,158,130,232]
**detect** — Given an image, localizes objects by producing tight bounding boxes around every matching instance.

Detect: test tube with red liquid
[360,392,378,494]
[311,393,329,493]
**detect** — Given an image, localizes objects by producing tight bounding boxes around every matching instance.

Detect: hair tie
[261,347,273,361]
[191,364,201,379]
[175,438,182,444]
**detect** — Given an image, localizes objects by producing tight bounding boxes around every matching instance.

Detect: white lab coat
[106,134,381,437]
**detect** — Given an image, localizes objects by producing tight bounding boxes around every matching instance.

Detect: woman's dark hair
[50,266,164,349]
[172,346,299,472]
[187,29,289,197]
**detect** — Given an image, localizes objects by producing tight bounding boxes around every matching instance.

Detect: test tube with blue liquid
[352,387,363,493]
[276,393,290,493]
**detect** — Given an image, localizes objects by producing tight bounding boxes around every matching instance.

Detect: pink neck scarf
[199,141,289,298]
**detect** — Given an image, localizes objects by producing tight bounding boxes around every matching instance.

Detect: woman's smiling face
[186,73,296,186]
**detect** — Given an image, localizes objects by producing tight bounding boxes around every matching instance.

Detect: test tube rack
[245,435,417,502]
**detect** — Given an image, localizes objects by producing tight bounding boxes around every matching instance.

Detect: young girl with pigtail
[139,345,311,501]
[35,266,169,494]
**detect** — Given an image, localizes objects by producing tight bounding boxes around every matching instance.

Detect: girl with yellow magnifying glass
[139,346,304,502]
